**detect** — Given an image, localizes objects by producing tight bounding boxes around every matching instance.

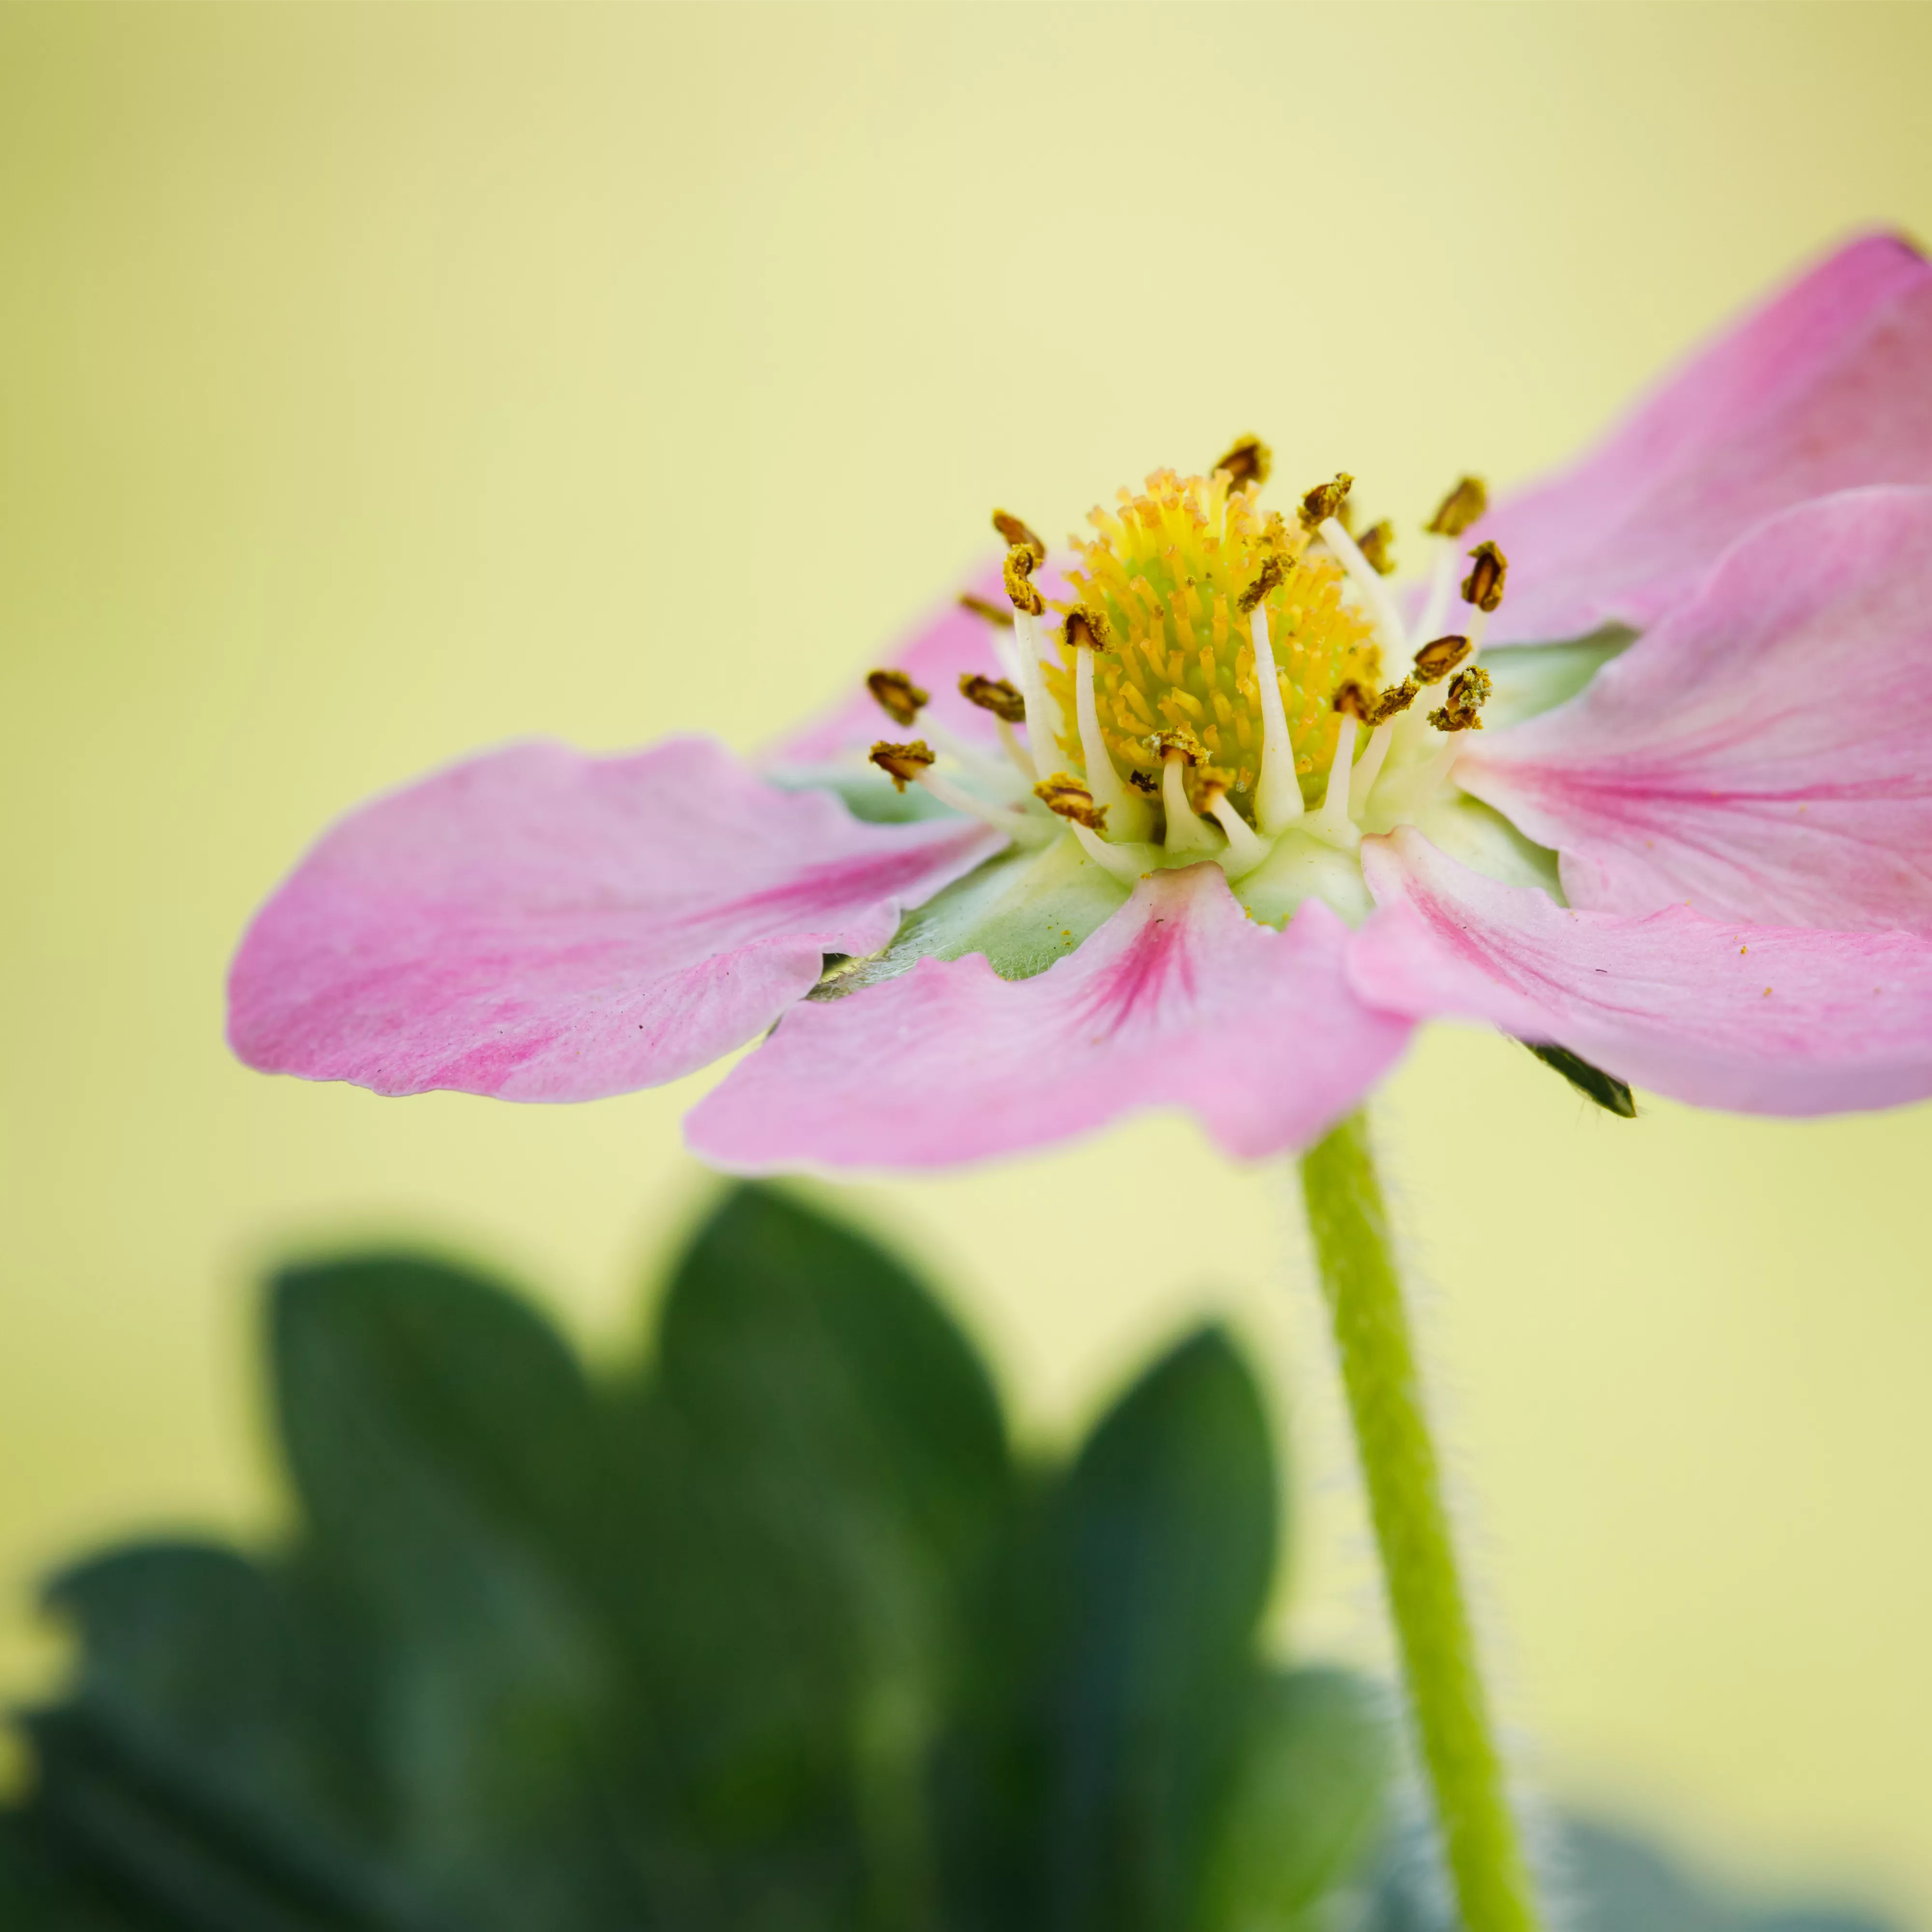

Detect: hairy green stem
[1299,1111,1542,1932]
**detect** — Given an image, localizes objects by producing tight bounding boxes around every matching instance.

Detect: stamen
[1410,539,1458,650]
[869,739,935,791]
[993,509,1046,563]
[870,739,1037,841]
[1203,785,1272,877]
[1071,823,1157,882]
[1001,543,1063,780]
[1299,473,1354,531]
[1212,433,1272,488]
[1155,741,1220,854]
[958,672,1025,722]
[1002,543,1046,617]
[1033,772,1108,832]
[958,592,1016,628]
[1350,718,1397,819]
[1307,708,1362,848]
[1413,634,1472,684]
[1246,601,1304,832]
[1370,678,1421,724]
[1427,664,1493,733]
[1318,514,1410,656]
[1067,610,1153,840]
[1461,540,1508,613]
[1354,520,1396,576]
[866,668,929,727]
[1426,475,1488,537]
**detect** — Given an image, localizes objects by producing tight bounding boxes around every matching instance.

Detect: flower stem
[1299,1111,1542,1932]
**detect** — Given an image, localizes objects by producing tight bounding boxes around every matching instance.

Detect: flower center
[1043,466,1380,823]
[863,440,1507,912]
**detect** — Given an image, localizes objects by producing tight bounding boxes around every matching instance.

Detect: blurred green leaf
[270,1254,648,1929]
[1197,1667,1394,1932]
[933,1323,1279,1932]
[611,1182,1014,1928]
[1043,1325,1278,1932]
[0,1809,180,1930]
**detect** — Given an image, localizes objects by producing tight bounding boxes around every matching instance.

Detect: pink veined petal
[684,862,1411,1172]
[1478,230,1932,646]
[1461,487,1932,934]
[227,737,1004,1103]
[769,559,1074,765]
[1353,829,1932,1118]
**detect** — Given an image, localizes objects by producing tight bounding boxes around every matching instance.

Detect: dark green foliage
[5,1183,1892,1932]
[5,1184,1389,1932]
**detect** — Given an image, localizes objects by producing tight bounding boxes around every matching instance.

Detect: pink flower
[229,233,1932,1168]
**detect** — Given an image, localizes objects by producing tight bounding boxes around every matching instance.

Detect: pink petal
[1461,487,1932,933]
[228,737,1004,1102]
[1353,829,1932,1117]
[1480,231,1932,646]
[685,863,1410,1171]
[769,559,1075,766]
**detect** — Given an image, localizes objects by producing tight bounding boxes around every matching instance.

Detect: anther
[866,668,929,727]
[1428,664,1493,732]
[1000,543,1064,779]
[1369,677,1420,724]
[958,591,1016,628]
[1354,520,1396,575]
[1413,634,1472,683]
[1426,476,1489,538]
[1149,727,1208,765]
[1065,606,1112,650]
[1033,773,1108,833]
[958,673,1026,723]
[869,739,937,791]
[1298,472,1354,532]
[992,510,1046,563]
[871,739,1041,843]
[1333,682,1372,722]
[1237,553,1286,614]
[1002,543,1047,617]
[1461,541,1508,613]
[1212,434,1273,488]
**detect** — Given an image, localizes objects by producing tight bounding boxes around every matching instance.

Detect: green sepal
[814,831,1127,995]
[1520,1040,1637,1117]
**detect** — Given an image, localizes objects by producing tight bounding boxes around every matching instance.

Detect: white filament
[1307,711,1362,849]
[1249,604,1305,832]
[1318,517,1409,656]
[915,769,1043,841]
[1162,755,1220,853]
[1073,823,1157,881]
[1411,536,1456,650]
[1010,607,1063,781]
[1349,717,1397,820]
[1074,646,1152,840]
[1207,794,1271,878]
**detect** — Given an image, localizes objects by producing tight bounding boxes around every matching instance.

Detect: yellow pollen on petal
[1038,466,1379,823]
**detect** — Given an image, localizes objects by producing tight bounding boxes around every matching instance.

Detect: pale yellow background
[5,1,1932,1921]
